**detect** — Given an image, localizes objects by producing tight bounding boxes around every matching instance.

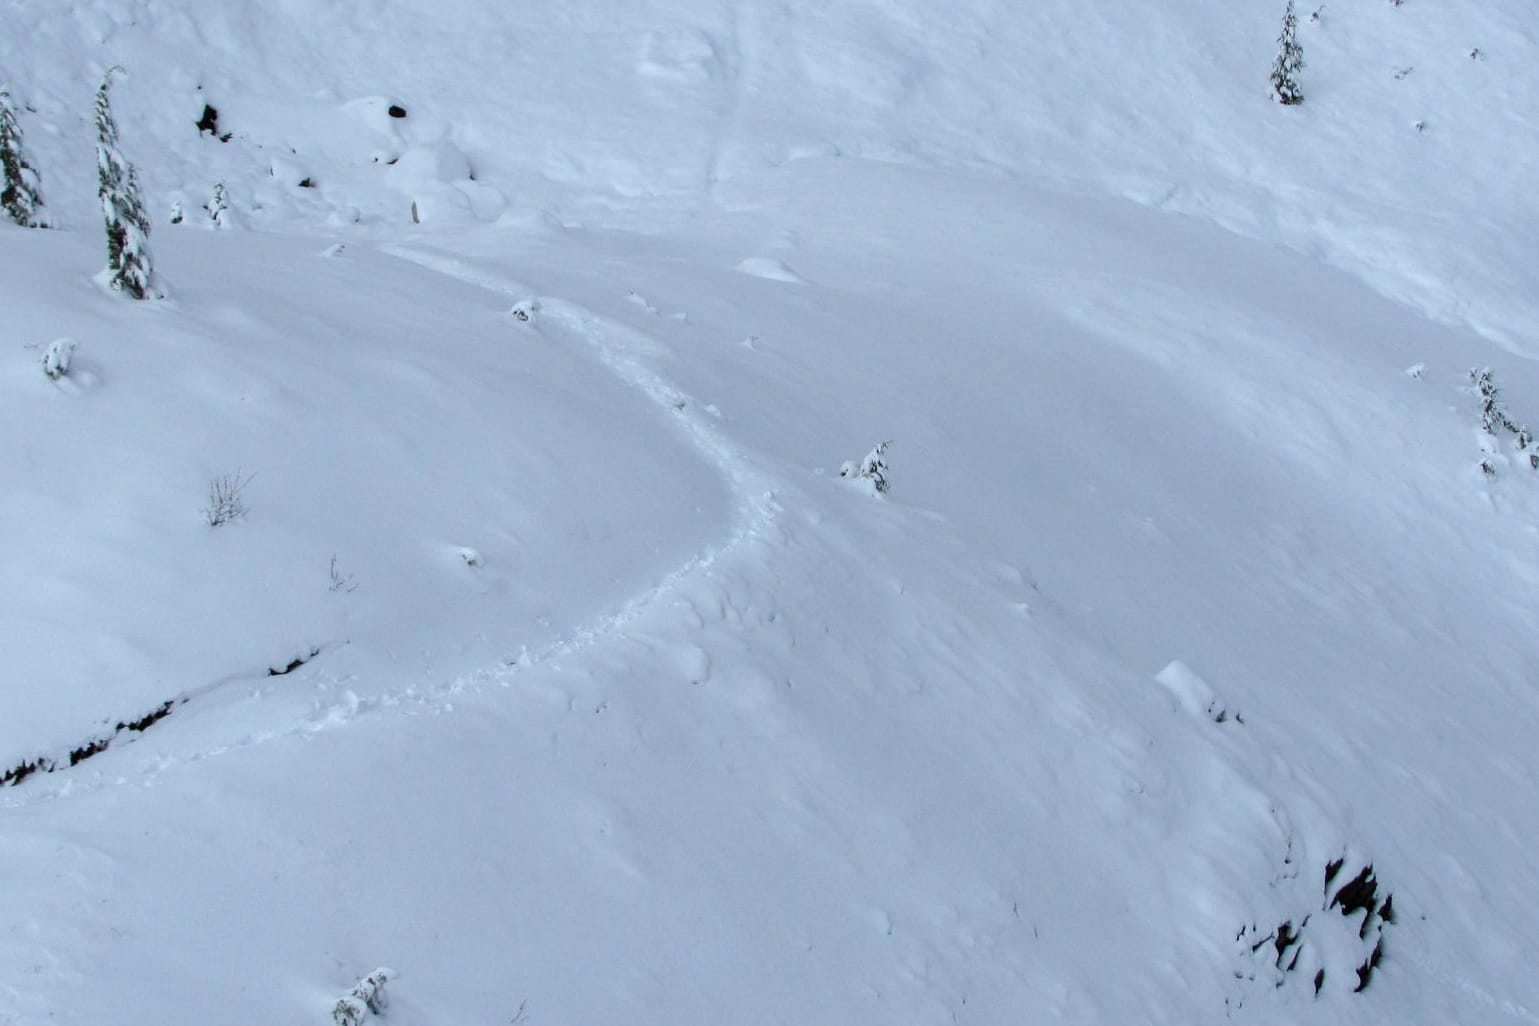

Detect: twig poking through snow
[203,471,253,526]
[328,555,358,593]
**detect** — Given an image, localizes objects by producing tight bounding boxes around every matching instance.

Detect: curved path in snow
[380,243,785,662]
[0,244,785,808]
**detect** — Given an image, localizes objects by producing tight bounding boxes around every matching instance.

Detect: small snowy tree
[332,997,367,1026]
[1269,1,1306,106]
[333,968,393,1024]
[1471,368,1536,472]
[41,338,76,380]
[840,440,893,495]
[95,68,155,299]
[0,84,44,227]
[203,181,229,228]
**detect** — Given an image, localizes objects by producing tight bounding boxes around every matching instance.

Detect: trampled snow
[1,1,1537,1023]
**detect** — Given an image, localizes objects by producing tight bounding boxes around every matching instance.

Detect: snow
[734,256,806,284]
[2,1,1538,1024]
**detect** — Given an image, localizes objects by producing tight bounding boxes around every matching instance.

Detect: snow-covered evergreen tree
[41,338,76,380]
[0,83,44,227]
[1471,368,1537,472]
[840,440,893,494]
[203,181,229,228]
[1269,1,1305,106]
[332,968,392,1025]
[95,69,155,298]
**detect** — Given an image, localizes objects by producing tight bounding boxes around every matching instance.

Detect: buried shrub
[203,181,230,228]
[333,968,393,1025]
[840,440,892,495]
[1471,368,1537,474]
[203,471,253,526]
[41,338,76,380]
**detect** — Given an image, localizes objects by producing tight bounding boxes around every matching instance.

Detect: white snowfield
[1,1,1536,1024]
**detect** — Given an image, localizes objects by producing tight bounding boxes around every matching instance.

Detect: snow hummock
[734,256,805,283]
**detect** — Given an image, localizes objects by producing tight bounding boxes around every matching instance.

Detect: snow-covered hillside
[2,1,1538,1024]
[4,0,1536,347]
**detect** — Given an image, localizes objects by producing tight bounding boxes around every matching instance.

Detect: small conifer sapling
[840,440,893,495]
[203,181,229,228]
[95,68,156,298]
[41,338,76,380]
[0,84,44,227]
[1270,1,1306,106]
[1471,368,1537,471]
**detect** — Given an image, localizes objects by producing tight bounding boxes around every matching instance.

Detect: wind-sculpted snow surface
[0,226,729,763]
[5,153,1539,1023]
[1,1,1538,1023]
[0,0,1534,344]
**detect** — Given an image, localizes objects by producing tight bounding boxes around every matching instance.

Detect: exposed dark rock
[1237,856,1398,1003]
[0,758,48,787]
[269,647,321,677]
[1323,857,1345,894]
[120,699,175,733]
[196,103,219,136]
[1354,937,1385,992]
[3,696,181,786]
[1330,865,1379,918]
[1273,919,1303,968]
[69,738,109,766]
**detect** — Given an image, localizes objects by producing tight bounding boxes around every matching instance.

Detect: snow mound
[1154,660,1236,724]
[734,256,805,283]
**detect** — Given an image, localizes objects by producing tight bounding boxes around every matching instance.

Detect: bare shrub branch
[203,471,253,526]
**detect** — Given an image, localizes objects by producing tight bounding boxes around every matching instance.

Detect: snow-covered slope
[3,0,1535,346]
[2,1,1538,1024]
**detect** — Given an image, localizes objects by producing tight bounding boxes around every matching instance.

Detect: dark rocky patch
[269,647,321,677]
[1354,937,1385,992]
[1330,864,1379,918]
[196,103,219,136]
[1234,855,1397,1003]
[2,697,182,787]
[1273,918,1304,968]
[0,757,46,787]
[2,646,329,790]
[1323,857,1345,893]
[69,737,109,766]
[119,699,175,733]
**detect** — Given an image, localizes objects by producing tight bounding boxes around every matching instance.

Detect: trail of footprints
[4,250,770,802]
